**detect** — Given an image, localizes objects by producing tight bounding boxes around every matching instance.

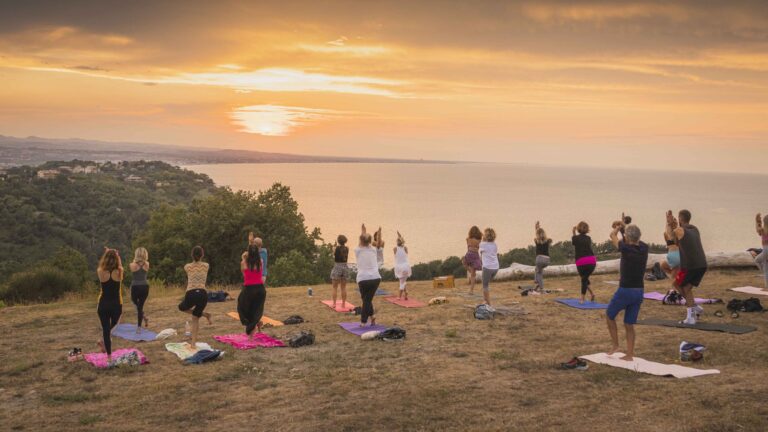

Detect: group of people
[94,209,765,364]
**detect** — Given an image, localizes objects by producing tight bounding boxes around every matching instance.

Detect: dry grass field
[1,269,767,432]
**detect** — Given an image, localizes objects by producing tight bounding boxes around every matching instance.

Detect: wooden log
[483,251,758,281]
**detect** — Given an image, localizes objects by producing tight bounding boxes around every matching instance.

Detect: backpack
[663,290,683,305]
[283,315,305,325]
[288,331,315,348]
[652,262,667,280]
[727,298,763,312]
[376,327,406,341]
[474,304,494,320]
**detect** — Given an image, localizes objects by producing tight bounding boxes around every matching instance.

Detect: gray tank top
[679,225,707,269]
[131,264,148,286]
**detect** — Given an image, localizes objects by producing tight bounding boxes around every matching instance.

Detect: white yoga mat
[731,286,768,296]
[580,352,720,379]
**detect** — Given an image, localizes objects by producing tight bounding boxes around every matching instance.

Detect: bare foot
[257,321,263,333]
[143,316,149,328]
[204,313,212,325]
[607,346,619,355]
[619,354,633,361]
[579,299,585,304]
[97,340,105,353]
[590,294,596,302]
[371,316,376,326]
[405,294,408,300]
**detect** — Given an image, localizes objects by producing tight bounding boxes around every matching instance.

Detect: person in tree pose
[666,210,707,324]
[178,246,212,346]
[572,221,597,304]
[751,213,768,288]
[96,247,123,363]
[479,227,500,306]
[606,222,648,361]
[533,221,552,292]
[129,247,150,333]
[356,224,381,327]
[330,235,350,308]
[394,231,412,300]
[462,226,483,293]
[239,243,265,337]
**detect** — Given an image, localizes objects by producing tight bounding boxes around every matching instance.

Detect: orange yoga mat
[226,312,284,327]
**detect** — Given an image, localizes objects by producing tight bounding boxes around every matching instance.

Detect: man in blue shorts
[606,222,649,361]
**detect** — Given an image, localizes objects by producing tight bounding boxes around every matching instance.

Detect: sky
[0,0,766,173]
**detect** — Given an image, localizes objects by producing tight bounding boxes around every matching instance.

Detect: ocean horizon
[188,162,767,266]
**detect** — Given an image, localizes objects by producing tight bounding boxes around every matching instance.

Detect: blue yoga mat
[555,298,609,309]
[112,324,157,341]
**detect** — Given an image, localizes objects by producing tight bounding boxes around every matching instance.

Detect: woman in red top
[238,244,265,338]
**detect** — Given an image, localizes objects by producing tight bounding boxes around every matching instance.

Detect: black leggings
[238,284,266,335]
[577,264,596,295]
[131,284,149,328]
[97,302,122,355]
[358,278,381,324]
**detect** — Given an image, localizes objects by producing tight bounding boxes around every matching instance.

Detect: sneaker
[681,316,697,325]
[561,357,589,371]
[694,305,704,316]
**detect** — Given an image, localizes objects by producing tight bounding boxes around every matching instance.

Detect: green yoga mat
[637,318,757,334]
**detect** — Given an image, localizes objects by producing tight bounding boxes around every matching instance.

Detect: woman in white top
[393,231,412,300]
[356,224,382,326]
[479,227,500,306]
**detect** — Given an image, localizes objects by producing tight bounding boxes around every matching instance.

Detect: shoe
[714,310,724,317]
[561,357,589,371]
[681,317,697,325]
[694,305,704,317]
[731,311,739,319]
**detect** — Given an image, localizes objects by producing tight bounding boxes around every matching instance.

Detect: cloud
[229,104,346,136]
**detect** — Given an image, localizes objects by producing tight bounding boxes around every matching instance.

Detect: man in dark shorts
[666,210,707,324]
[606,223,648,361]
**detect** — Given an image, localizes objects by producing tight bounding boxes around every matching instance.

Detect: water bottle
[184,321,191,338]
[307,287,313,297]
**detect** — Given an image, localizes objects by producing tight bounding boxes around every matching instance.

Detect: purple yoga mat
[643,291,718,305]
[338,322,387,336]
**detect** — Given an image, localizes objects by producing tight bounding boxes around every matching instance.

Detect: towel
[165,342,213,360]
[213,333,286,350]
[83,348,148,368]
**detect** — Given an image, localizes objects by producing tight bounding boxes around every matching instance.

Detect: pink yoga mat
[384,296,426,308]
[643,291,720,305]
[321,300,355,312]
[213,333,286,350]
[83,348,148,368]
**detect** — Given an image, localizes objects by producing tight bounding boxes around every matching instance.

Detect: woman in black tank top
[96,248,124,362]
[534,222,552,291]
[330,235,350,308]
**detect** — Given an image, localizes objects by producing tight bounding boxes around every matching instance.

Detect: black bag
[376,327,406,341]
[283,315,305,325]
[353,306,362,316]
[288,331,315,348]
[652,262,667,280]
[663,290,683,305]
[743,297,764,312]
[727,299,743,311]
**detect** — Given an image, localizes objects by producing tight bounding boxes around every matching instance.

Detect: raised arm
[115,250,124,279]
[666,210,684,241]
[610,224,621,249]
[757,213,764,236]
[572,225,577,236]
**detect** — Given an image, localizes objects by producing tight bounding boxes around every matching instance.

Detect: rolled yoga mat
[555,298,609,309]
[637,318,757,334]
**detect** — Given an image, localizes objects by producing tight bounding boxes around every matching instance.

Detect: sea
[187,163,766,266]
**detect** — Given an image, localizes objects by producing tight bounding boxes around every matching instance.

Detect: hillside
[0,160,217,282]
[0,269,766,431]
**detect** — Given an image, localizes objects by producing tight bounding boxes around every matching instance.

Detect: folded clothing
[185,349,223,364]
[83,348,148,369]
[165,342,213,360]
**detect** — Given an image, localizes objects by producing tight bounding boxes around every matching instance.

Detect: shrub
[269,250,321,287]
[1,266,81,304]
[49,246,90,285]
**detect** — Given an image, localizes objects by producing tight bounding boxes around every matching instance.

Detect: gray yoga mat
[637,318,757,334]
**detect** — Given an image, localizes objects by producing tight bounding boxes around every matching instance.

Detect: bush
[269,250,321,287]
[1,266,81,304]
[49,246,90,286]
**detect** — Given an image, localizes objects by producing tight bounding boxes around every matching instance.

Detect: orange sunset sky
[0,0,766,173]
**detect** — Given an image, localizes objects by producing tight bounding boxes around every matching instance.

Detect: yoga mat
[321,300,355,312]
[112,324,157,341]
[555,298,609,309]
[580,352,719,379]
[165,342,213,360]
[226,312,284,327]
[375,289,391,296]
[84,348,148,368]
[213,333,285,349]
[731,286,768,296]
[637,318,757,334]
[384,296,427,308]
[604,281,619,286]
[643,292,721,305]
[339,322,387,337]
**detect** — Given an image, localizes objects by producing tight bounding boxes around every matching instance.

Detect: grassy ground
[1,269,767,432]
